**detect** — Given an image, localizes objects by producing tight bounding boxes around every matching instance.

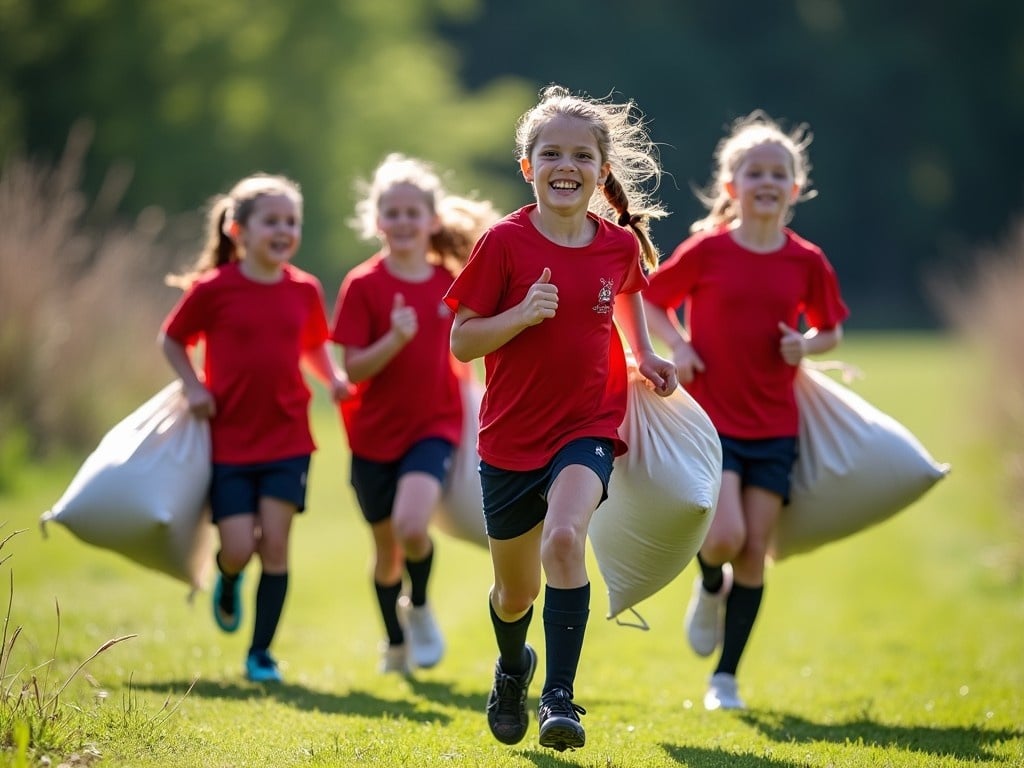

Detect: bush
[937,217,1024,579]
[0,123,178,487]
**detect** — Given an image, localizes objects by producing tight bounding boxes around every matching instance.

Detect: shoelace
[488,673,525,717]
[540,691,586,721]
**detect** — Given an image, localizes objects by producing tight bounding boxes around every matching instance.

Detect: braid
[602,172,660,271]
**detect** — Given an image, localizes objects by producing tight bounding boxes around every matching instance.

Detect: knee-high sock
[489,600,533,676]
[249,571,288,653]
[375,579,404,646]
[542,583,590,698]
[405,544,434,608]
[715,582,764,676]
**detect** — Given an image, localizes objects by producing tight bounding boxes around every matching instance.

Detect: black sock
[715,582,764,676]
[542,583,590,698]
[489,600,533,676]
[375,580,404,646]
[249,571,288,653]
[697,552,724,594]
[216,551,241,614]
[405,544,434,608]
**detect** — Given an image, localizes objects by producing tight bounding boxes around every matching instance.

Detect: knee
[540,524,585,568]
[492,585,538,618]
[392,518,431,556]
[702,527,745,563]
[218,541,255,573]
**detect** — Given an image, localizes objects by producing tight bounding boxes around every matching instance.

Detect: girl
[330,153,498,675]
[643,111,849,710]
[160,173,350,683]
[445,85,677,752]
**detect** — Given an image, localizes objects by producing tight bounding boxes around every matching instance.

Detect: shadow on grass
[661,744,805,767]
[738,710,1022,762]
[131,678,452,724]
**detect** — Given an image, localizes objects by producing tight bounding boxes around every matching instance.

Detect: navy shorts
[350,437,455,524]
[209,454,311,523]
[480,437,615,541]
[719,435,799,504]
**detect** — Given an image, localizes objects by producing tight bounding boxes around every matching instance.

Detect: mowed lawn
[1,332,1021,767]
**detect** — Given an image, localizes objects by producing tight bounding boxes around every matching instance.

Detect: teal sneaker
[212,572,243,633]
[245,650,282,683]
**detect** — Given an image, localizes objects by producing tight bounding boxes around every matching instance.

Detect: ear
[519,156,533,183]
[789,183,801,202]
[599,161,612,187]
[724,180,738,200]
[223,220,242,240]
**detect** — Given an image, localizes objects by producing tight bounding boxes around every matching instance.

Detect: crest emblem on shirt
[593,278,613,314]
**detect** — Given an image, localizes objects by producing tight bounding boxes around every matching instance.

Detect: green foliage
[0,335,1021,766]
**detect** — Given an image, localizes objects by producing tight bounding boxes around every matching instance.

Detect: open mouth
[550,180,581,191]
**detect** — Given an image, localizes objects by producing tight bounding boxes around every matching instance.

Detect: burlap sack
[41,382,215,590]
[772,365,949,560]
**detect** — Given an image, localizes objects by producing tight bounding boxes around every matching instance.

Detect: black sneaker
[538,687,586,751]
[485,644,537,745]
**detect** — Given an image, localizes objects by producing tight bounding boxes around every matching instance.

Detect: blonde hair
[515,84,668,271]
[351,153,500,273]
[692,110,814,233]
[167,173,303,289]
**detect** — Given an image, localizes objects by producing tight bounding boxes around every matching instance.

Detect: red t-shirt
[443,205,647,471]
[330,255,463,462]
[162,261,330,464]
[643,227,849,438]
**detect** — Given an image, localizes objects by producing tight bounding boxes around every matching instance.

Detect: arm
[615,292,678,397]
[159,332,216,418]
[642,297,705,385]
[343,292,417,382]
[450,266,557,362]
[302,342,354,402]
[778,322,844,366]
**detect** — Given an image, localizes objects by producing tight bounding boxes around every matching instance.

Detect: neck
[239,258,285,283]
[383,250,433,281]
[729,219,786,253]
[530,205,596,247]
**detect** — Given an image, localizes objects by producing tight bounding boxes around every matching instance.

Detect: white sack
[40,381,215,590]
[433,376,489,548]
[772,365,949,560]
[590,362,722,621]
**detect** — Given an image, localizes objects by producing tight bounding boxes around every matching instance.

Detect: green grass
[1,332,1021,767]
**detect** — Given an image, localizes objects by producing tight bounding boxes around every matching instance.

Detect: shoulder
[782,228,826,259]
[483,206,534,242]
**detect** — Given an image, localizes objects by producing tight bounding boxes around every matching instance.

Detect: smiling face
[236,192,302,273]
[376,182,439,259]
[520,114,610,217]
[726,142,800,225]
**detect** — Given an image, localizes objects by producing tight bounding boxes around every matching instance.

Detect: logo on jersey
[593,278,614,313]
[595,445,606,457]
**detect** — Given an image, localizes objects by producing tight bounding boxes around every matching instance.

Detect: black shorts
[480,437,615,541]
[209,454,311,522]
[350,437,455,524]
[719,435,799,504]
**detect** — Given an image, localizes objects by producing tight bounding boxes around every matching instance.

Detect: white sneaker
[684,563,732,657]
[379,642,411,675]
[704,672,746,710]
[400,597,445,669]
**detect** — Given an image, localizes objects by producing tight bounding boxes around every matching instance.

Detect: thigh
[257,496,295,571]
[488,525,543,619]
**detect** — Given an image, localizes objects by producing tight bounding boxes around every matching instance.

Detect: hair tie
[617,211,632,227]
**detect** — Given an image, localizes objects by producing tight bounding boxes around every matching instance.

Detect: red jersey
[162,261,330,464]
[644,227,849,439]
[330,255,463,462]
[443,205,647,471]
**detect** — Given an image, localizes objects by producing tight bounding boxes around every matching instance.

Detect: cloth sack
[40,381,215,591]
[772,365,950,560]
[590,360,722,623]
[433,376,489,548]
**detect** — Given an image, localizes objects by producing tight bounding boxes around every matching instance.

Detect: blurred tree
[0,0,535,296]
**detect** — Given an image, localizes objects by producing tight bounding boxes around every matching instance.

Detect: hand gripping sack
[40,381,215,591]
[589,360,723,623]
[433,376,489,548]
[772,365,950,560]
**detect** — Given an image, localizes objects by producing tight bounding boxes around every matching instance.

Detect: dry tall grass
[0,123,180,483]
[937,218,1024,577]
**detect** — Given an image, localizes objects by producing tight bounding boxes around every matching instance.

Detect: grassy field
[1,332,1021,767]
